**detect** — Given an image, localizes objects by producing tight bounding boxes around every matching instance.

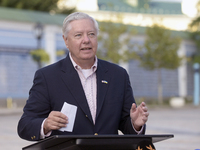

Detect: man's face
[63,19,98,67]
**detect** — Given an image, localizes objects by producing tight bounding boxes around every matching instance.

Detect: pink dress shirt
[69,53,98,124]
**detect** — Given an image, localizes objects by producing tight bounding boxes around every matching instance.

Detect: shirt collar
[69,52,98,71]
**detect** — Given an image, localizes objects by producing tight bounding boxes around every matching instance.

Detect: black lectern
[22,134,173,150]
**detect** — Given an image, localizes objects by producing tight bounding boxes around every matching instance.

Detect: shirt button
[94,133,98,135]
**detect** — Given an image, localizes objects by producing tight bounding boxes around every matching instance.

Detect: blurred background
[0,0,200,150]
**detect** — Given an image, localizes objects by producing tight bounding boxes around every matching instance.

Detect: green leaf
[30,49,49,68]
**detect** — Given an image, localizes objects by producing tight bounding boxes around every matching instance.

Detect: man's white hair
[62,12,99,38]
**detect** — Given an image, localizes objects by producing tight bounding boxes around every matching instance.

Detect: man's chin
[81,53,95,60]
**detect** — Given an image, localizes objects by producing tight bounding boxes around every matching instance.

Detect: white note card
[59,102,77,132]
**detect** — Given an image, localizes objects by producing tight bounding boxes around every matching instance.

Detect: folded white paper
[59,102,77,132]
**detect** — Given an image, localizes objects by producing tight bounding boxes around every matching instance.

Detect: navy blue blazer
[18,54,145,141]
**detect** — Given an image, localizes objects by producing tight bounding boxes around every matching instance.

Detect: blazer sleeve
[118,70,146,135]
[17,69,51,141]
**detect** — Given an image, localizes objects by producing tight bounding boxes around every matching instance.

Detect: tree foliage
[0,0,75,14]
[30,49,50,69]
[139,24,182,70]
[97,21,137,64]
[190,31,200,63]
[189,0,200,64]
[189,0,200,30]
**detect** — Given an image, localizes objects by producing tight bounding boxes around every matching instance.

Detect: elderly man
[18,12,149,141]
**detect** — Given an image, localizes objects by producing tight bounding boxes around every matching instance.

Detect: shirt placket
[79,68,96,124]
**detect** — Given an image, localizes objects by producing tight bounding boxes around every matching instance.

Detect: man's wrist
[40,119,51,139]
[43,119,50,135]
[131,119,142,131]
[134,125,142,131]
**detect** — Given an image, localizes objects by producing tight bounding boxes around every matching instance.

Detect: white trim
[178,41,187,97]
[44,25,57,64]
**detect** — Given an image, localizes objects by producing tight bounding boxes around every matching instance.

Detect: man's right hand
[43,111,68,134]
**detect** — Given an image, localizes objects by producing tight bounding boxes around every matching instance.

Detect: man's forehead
[70,18,93,25]
[69,19,96,32]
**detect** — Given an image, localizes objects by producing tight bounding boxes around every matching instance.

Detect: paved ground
[0,104,200,150]
[0,108,33,150]
[146,105,200,150]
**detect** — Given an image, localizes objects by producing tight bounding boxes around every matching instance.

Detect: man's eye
[75,34,81,38]
[89,33,95,37]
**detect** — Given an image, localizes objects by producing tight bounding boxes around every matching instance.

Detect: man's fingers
[142,117,148,123]
[131,103,137,113]
[140,102,148,112]
[140,102,147,108]
[50,111,68,123]
[53,121,67,128]
[53,117,68,126]
[141,111,149,123]
[46,122,66,131]
[45,111,68,131]
[51,111,68,120]
[52,112,68,124]
[142,106,148,112]
[141,102,149,118]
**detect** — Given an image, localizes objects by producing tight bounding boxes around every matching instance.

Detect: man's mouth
[81,47,92,50]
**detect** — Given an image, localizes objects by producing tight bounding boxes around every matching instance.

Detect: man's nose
[83,35,90,43]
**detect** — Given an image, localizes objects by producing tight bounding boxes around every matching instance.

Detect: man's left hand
[130,102,149,131]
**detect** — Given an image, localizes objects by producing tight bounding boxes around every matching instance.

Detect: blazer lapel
[96,60,110,119]
[60,55,93,123]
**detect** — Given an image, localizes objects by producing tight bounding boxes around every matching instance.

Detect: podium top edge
[52,134,174,139]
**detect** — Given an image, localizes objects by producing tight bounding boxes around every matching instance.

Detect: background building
[0,0,197,106]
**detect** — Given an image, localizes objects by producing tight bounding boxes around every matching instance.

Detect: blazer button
[94,133,98,135]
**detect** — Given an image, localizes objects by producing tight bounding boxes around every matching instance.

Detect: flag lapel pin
[101,80,108,84]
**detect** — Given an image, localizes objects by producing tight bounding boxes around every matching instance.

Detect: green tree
[0,0,75,14]
[189,0,200,63]
[30,49,50,69]
[136,24,182,104]
[97,21,137,64]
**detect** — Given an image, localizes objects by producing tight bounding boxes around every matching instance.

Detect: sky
[153,0,198,17]
[151,0,182,2]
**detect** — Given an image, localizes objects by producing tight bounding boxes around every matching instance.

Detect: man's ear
[63,35,68,48]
